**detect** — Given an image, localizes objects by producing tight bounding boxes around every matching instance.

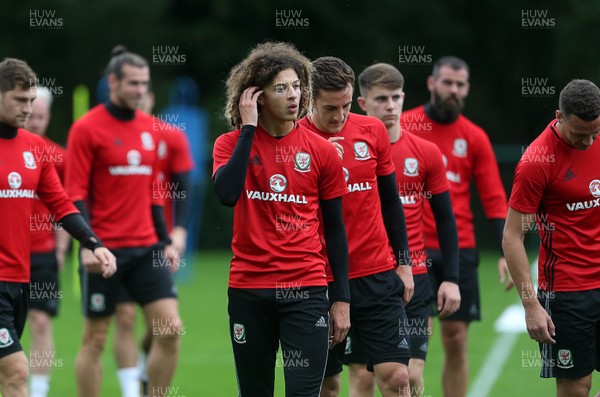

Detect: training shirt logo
[8,172,22,189]
[233,323,246,344]
[0,328,13,348]
[452,138,468,157]
[157,140,167,159]
[141,132,154,150]
[343,167,349,182]
[354,142,371,160]
[270,174,287,192]
[23,151,37,169]
[108,150,152,176]
[128,150,141,166]
[403,158,419,176]
[294,152,311,173]
[566,179,600,211]
[590,179,600,198]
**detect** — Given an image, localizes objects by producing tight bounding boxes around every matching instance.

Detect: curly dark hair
[559,79,600,121]
[224,42,312,129]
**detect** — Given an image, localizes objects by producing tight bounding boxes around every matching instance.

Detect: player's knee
[557,377,591,397]
[350,365,375,391]
[82,328,109,357]
[0,358,28,390]
[441,323,468,352]
[28,311,51,335]
[407,362,424,388]
[377,363,409,391]
[115,306,136,333]
[151,316,184,347]
[320,375,340,397]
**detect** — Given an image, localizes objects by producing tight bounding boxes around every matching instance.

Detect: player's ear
[257,93,264,106]
[357,96,367,112]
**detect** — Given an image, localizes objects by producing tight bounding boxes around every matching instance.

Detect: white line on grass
[466,258,537,397]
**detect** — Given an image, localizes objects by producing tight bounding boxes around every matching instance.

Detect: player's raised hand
[437,281,461,318]
[328,136,344,160]
[239,86,263,127]
[329,301,350,348]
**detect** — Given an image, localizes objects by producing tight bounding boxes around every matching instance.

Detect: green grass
[20,251,600,396]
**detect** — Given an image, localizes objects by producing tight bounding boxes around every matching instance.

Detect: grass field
[20,250,600,396]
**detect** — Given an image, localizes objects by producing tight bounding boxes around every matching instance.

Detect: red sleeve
[169,132,194,174]
[318,142,347,200]
[37,154,79,220]
[65,122,95,202]
[212,132,237,179]
[508,158,547,214]
[424,143,450,195]
[472,130,508,219]
[375,121,396,176]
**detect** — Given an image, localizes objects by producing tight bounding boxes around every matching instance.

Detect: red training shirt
[30,137,67,254]
[0,130,77,282]
[508,120,600,292]
[66,105,159,248]
[391,131,450,275]
[299,113,397,280]
[401,105,507,249]
[212,123,347,289]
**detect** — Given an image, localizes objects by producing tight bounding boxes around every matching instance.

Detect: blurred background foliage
[2,0,599,249]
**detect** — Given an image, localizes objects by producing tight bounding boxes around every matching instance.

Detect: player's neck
[105,101,135,121]
[387,122,402,143]
[258,117,295,138]
[0,121,18,139]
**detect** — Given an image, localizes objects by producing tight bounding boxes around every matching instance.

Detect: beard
[431,90,465,122]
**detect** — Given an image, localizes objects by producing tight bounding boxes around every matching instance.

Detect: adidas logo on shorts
[398,338,409,350]
[420,342,428,352]
[315,316,328,328]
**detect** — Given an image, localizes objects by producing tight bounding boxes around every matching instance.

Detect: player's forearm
[214,125,256,207]
[320,198,351,303]
[152,205,172,245]
[502,231,536,307]
[430,192,459,283]
[489,218,506,256]
[378,173,410,266]
[55,229,71,255]
[171,172,191,227]
[58,213,103,251]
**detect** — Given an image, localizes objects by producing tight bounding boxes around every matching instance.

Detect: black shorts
[79,244,177,318]
[29,251,60,317]
[228,286,330,397]
[344,273,433,365]
[538,289,600,379]
[326,269,410,377]
[0,282,29,358]
[427,248,480,322]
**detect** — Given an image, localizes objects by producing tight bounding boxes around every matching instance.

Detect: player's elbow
[214,186,239,207]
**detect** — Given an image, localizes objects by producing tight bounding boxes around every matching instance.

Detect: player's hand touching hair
[239,87,263,127]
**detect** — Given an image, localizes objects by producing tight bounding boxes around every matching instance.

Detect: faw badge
[589,179,600,198]
[140,132,155,151]
[403,158,418,177]
[452,138,467,158]
[294,152,311,172]
[23,151,37,169]
[557,349,574,369]
[233,323,246,344]
[0,328,13,348]
[354,142,371,160]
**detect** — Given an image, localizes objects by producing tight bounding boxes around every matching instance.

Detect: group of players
[0,37,599,397]
[213,42,600,397]
[0,46,194,397]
